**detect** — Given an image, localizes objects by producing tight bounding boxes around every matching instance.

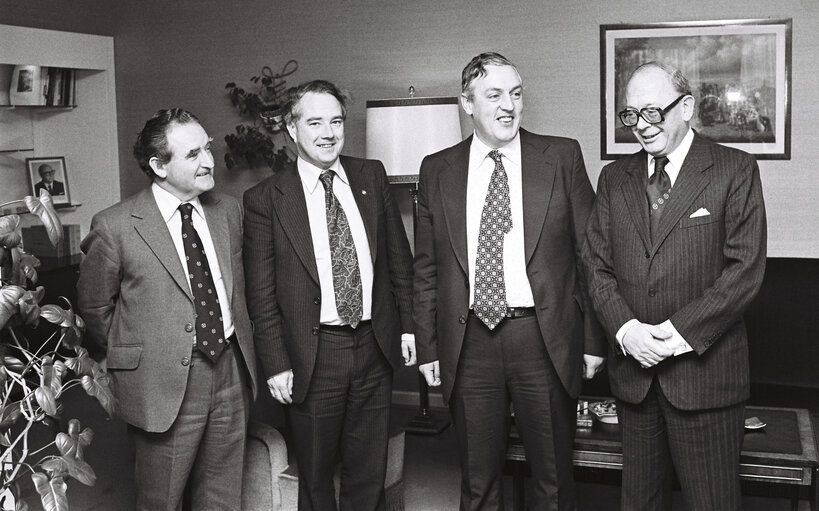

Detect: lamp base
[404,409,450,436]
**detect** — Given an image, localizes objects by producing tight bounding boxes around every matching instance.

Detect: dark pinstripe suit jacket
[413,130,607,404]
[583,133,767,410]
[242,156,414,404]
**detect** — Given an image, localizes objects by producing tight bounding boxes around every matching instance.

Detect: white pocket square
[689,208,710,218]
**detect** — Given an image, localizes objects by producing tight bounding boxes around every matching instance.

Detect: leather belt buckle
[505,307,535,319]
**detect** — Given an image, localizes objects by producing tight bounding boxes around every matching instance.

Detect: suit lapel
[272,163,321,285]
[652,135,712,249]
[131,188,192,300]
[200,193,233,299]
[520,130,556,264]
[620,153,652,252]
[439,138,471,276]
[342,156,377,262]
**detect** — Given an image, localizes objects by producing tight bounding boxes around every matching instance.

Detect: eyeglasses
[618,93,690,127]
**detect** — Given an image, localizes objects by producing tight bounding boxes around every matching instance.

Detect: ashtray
[589,400,618,424]
[744,416,766,430]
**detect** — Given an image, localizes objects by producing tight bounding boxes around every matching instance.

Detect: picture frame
[600,18,792,160]
[26,156,71,205]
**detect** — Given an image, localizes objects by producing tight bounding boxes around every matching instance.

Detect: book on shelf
[8,65,76,107]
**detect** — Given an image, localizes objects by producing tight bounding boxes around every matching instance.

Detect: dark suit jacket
[35,179,65,196]
[243,156,414,404]
[413,130,606,404]
[77,188,258,432]
[582,133,767,410]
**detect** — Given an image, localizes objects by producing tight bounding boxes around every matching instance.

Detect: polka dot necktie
[179,203,226,362]
[646,156,672,240]
[319,170,363,328]
[473,150,512,330]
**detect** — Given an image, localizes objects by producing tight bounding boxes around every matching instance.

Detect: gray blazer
[78,188,258,432]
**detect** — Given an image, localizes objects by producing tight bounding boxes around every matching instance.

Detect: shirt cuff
[615,319,640,356]
[658,319,693,355]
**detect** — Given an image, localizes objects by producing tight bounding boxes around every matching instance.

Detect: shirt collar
[648,128,695,171]
[297,156,347,194]
[469,132,521,170]
[151,182,204,223]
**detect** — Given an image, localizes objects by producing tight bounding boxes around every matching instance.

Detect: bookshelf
[0,24,119,241]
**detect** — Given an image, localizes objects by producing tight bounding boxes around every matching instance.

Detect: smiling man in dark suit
[243,80,415,511]
[583,62,767,510]
[413,52,606,510]
[78,108,257,510]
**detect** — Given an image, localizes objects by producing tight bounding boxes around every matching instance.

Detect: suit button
[185,323,193,332]
[312,326,319,335]
[648,288,656,297]
[181,357,190,366]
[459,316,466,324]
[313,297,321,305]
[644,251,650,259]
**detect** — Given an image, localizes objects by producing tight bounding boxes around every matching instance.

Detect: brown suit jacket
[242,156,414,404]
[582,133,767,410]
[77,188,258,432]
[413,130,606,404]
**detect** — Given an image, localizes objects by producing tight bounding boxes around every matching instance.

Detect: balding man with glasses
[582,61,767,510]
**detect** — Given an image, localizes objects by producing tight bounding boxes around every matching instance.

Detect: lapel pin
[361,190,367,195]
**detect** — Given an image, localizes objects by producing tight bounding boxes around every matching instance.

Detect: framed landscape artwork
[600,18,792,159]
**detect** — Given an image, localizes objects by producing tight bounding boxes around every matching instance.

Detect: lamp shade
[365,97,462,180]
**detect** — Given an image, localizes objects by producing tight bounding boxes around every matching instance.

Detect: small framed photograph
[26,156,71,205]
[601,18,792,160]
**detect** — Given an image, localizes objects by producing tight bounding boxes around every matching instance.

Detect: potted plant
[0,190,114,511]
[224,60,298,172]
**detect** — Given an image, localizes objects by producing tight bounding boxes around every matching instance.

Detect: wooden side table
[506,405,819,511]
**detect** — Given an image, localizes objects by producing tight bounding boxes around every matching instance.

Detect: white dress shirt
[466,133,534,308]
[151,183,234,338]
[616,128,695,356]
[298,157,374,325]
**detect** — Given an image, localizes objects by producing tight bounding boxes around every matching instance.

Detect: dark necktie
[646,156,672,240]
[179,203,226,362]
[319,170,363,328]
[473,150,512,330]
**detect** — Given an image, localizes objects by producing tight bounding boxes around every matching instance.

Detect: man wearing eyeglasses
[582,62,767,510]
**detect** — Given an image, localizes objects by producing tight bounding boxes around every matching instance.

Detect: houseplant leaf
[24,190,63,247]
[31,472,68,511]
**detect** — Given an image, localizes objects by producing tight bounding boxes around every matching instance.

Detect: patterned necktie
[319,170,363,328]
[179,203,226,362]
[473,150,512,330]
[646,156,672,240]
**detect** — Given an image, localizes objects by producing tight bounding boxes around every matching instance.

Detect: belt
[319,320,372,334]
[469,307,536,319]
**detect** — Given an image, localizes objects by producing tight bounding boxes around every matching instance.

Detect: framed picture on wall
[600,18,792,160]
[26,156,71,205]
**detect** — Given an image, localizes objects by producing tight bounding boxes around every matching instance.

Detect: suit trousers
[288,322,392,511]
[617,378,745,511]
[129,341,250,511]
[449,313,577,511]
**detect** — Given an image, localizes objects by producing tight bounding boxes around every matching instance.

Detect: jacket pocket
[106,345,142,370]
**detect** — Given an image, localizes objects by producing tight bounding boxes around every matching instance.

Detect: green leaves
[80,371,115,418]
[40,303,84,349]
[0,215,22,249]
[31,473,68,511]
[24,190,63,247]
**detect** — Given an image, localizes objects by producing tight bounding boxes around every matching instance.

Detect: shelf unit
[0,24,119,239]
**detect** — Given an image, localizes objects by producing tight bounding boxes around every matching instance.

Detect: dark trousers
[617,379,745,511]
[130,342,250,511]
[288,322,392,511]
[449,314,577,511]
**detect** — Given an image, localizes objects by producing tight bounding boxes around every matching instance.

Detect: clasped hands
[623,322,675,368]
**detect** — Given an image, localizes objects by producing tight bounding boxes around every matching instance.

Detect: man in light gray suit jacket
[78,109,257,511]
[583,62,766,510]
